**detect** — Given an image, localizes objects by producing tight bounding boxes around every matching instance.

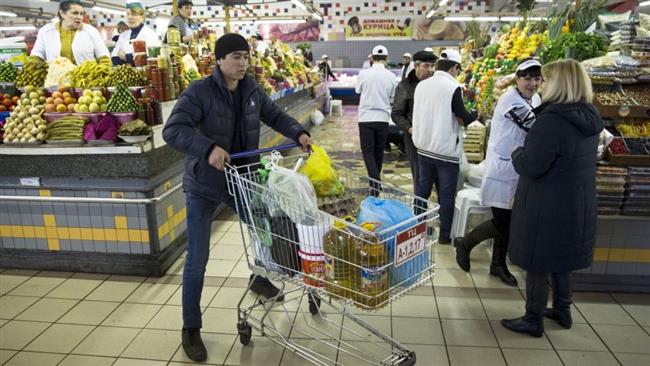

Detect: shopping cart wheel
[398,351,416,366]
[237,322,252,345]
[308,293,321,315]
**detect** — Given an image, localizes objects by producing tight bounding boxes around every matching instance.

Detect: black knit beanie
[215,33,250,59]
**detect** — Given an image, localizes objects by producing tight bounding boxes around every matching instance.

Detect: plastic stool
[451,188,492,240]
[330,99,343,117]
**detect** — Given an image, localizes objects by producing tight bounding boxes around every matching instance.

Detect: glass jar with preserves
[134,53,147,67]
[132,40,147,53]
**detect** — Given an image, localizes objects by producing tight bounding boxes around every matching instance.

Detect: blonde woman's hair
[541,59,593,104]
[128,7,146,17]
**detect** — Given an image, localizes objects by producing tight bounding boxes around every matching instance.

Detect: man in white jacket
[356,45,398,195]
[412,49,478,244]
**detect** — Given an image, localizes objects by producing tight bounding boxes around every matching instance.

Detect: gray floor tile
[501,348,562,366]
[557,350,620,366]
[592,324,650,354]
[447,346,506,366]
[441,319,498,347]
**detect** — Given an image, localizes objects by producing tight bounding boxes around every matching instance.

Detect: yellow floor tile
[73,326,140,357]
[101,303,161,328]
[24,323,94,353]
[58,354,115,366]
[432,268,475,288]
[7,276,66,297]
[58,300,120,325]
[145,305,183,330]
[113,359,168,366]
[3,351,65,366]
[204,259,238,277]
[225,336,286,366]
[84,280,141,302]
[121,328,180,360]
[0,320,50,350]
[201,308,240,334]
[0,350,17,364]
[210,244,245,260]
[0,274,30,295]
[15,298,78,322]
[45,278,103,299]
[124,283,179,304]
[0,296,39,319]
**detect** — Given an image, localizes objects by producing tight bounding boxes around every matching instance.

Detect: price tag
[394,222,426,268]
[19,177,40,187]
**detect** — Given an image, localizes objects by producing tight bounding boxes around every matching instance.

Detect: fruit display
[616,121,650,138]
[2,86,47,143]
[596,91,636,106]
[184,68,201,84]
[45,88,77,113]
[623,86,650,106]
[44,57,76,88]
[107,65,148,87]
[106,83,137,112]
[118,119,152,136]
[0,93,19,112]
[608,138,629,155]
[70,60,111,88]
[74,89,107,113]
[0,61,18,83]
[539,32,608,64]
[45,115,87,142]
[249,38,316,95]
[15,62,48,88]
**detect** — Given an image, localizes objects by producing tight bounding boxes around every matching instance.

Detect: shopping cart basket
[225,143,440,366]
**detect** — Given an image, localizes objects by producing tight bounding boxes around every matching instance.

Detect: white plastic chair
[330,99,343,117]
[451,188,492,240]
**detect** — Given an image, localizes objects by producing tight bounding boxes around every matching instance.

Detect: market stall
[0,37,325,276]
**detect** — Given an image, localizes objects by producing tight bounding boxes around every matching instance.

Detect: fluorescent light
[92,6,126,16]
[0,25,36,31]
[438,0,448,5]
[426,9,436,18]
[312,13,322,21]
[640,1,650,6]
[0,11,18,17]
[444,16,473,22]
[291,0,307,11]
[445,16,499,22]
[500,16,522,22]
[528,17,544,21]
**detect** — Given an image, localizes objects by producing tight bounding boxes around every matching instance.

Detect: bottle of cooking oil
[354,222,389,309]
[323,218,355,299]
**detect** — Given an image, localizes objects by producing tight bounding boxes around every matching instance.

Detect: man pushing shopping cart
[163,33,312,362]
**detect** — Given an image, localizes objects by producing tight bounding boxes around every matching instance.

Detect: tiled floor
[1,105,650,365]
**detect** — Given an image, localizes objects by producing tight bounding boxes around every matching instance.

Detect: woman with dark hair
[454,58,543,287]
[112,22,129,43]
[30,0,110,66]
[111,0,161,66]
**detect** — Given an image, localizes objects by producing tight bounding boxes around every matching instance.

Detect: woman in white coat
[454,58,543,286]
[111,1,161,66]
[30,0,111,66]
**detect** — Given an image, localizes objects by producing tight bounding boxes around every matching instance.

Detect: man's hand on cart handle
[208,146,231,171]
[298,133,313,153]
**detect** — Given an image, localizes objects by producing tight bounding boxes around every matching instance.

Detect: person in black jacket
[163,33,312,362]
[391,50,437,193]
[501,59,603,337]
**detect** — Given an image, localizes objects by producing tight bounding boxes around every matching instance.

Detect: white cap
[403,52,412,58]
[424,47,433,52]
[372,45,388,56]
[322,54,329,59]
[440,49,462,64]
[516,58,542,72]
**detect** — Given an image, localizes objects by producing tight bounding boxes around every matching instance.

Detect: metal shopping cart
[225,143,440,366]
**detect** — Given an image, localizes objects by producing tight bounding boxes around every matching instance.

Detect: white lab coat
[31,22,110,65]
[356,63,398,123]
[111,25,161,58]
[480,87,541,209]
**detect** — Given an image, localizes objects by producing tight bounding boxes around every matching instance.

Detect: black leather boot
[545,272,573,329]
[182,328,207,362]
[501,273,547,337]
[489,238,518,287]
[454,220,500,272]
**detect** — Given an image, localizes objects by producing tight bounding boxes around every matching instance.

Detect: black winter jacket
[391,71,419,133]
[163,69,307,202]
[508,102,603,273]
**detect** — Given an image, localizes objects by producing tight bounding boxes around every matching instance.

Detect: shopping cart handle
[229,142,302,160]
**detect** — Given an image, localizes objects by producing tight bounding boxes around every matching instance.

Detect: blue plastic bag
[356,196,428,287]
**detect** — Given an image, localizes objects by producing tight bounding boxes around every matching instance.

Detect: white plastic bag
[311,109,325,126]
[264,166,319,225]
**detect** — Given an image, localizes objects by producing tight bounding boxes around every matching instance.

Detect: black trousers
[404,133,419,192]
[525,271,572,318]
[359,122,389,194]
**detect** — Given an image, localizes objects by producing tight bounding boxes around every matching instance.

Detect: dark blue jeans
[183,191,241,329]
[414,155,459,240]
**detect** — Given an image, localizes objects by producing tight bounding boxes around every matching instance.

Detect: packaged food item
[132,40,147,53]
[353,223,389,309]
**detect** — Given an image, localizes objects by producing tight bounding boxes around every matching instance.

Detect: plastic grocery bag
[299,144,345,197]
[264,165,318,226]
[356,196,428,287]
[248,192,277,272]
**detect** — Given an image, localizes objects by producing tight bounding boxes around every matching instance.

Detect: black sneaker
[182,328,207,362]
[249,274,285,301]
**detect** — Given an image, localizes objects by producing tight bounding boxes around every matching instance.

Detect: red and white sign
[394,222,426,268]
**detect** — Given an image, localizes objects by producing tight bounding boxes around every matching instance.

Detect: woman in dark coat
[501,59,603,337]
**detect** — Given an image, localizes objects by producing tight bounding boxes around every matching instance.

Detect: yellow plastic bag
[300,144,345,197]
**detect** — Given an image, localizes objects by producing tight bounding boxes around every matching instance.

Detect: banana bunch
[15,61,48,87]
[617,122,650,138]
[71,60,110,88]
[45,115,87,141]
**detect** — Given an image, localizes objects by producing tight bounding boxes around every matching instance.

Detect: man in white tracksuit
[356,45,398,195]
[411,49,478,244]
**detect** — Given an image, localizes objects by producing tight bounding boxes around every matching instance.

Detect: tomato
[2,99,13,108]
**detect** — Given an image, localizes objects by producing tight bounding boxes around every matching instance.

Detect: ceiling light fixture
[312,13,322,21]
[0,11,18,17]
[0,25,37,31]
